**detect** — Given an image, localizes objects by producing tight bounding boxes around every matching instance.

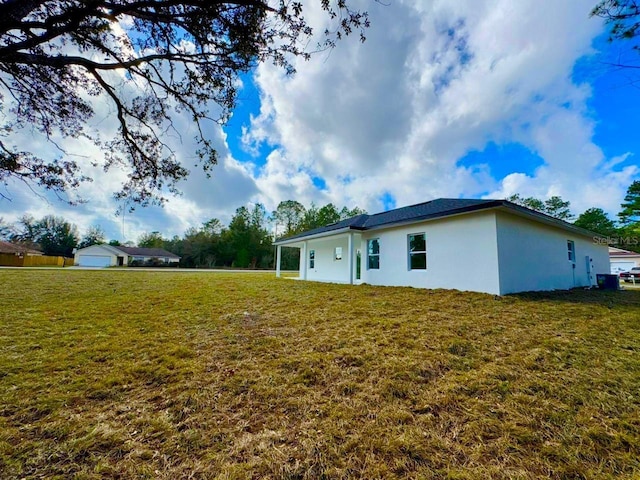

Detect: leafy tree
[202,218,223,236]
[12,215,39,244]
[78,225,106,248]
[300,203,320,231]
[36,216,79,256]
[507,194,545,213]
[168,218,225,268]
[617,222,640,252]
[0,217,14,240]
[340,205,367,219]
[317,203,341,226]
[574,208,617,236]
[225,204,271,268]
[176,227,218,268]
[13,215,79,256]
[592,1,640,68]
[297,202,367,231]
[138,231,165,248]
[619,180,640,225]
[108,239,122,246]
[507,194,573,220]
[272,200,306,236]
[543,196,574,221]
[0,1,368,206]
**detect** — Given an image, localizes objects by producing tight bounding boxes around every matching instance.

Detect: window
[408,233,427,270]
[367,238,380,269]
[309,249,315,269]
[334,247,343,261]
[567,240,575,262]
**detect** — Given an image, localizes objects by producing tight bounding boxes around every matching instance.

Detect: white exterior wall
[360,211,501,295]
[75,245,119,266]
[298,234,358,283]
[495,212,610,294]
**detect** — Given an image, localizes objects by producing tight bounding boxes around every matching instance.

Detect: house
[74,244,180,267]
[609,247,640,273]
[0,240,43,256]
[273,198,610,295]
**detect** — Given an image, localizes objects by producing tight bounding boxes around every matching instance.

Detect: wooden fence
[0,254,74,267]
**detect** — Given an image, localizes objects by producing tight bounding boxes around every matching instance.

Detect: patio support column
[347,233,354,285]
[275,245,282,278]
[301,241,308,280]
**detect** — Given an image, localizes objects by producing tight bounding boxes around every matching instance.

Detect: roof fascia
[274,227,355,246]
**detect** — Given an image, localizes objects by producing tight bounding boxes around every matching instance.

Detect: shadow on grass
[510,287,640,306]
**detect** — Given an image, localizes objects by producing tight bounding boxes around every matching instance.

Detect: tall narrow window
[309,249,315,269]
[408,233,427,270]
[567,240,575,262]
[367,238,380,269]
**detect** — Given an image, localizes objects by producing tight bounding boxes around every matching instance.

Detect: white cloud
[0,71,259,242]
[246,0,638,217]
[3,0,639,240]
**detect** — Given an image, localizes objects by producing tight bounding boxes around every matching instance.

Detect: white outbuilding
[609,246,640,274]
[74,244,180,267]
[274,198,610,295]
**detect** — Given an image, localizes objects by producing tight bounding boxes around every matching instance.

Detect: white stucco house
[74,244,180,267]
[609,246,640,273]
[274,198,610,295]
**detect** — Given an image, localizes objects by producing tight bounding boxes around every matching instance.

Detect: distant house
[273,198,610,295]
[74,244,180,267]
[0,240,43,256]
[609,247,640,273]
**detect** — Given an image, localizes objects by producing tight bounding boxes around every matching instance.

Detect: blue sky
[2,0,640,242]
[226,19,640,218]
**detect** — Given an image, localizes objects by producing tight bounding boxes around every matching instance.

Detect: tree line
[507,180,640,252]
[2,182,639,264]
[0,201,367,268]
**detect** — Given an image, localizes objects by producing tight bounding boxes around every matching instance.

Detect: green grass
[1,270,639,479]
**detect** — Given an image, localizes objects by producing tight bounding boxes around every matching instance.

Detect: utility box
[596,274,619,290]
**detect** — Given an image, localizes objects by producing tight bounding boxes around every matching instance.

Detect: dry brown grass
[0,270,639,479]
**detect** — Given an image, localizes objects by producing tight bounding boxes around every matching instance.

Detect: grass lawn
[1,270,639,479]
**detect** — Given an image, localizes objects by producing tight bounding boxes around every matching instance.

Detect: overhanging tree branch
[0,0,369,208]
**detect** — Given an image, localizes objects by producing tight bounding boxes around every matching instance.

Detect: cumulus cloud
[246,0,639,216]
[3,0,639,241]
[0,48,259,242]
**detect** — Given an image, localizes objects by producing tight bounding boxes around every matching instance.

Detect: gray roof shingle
[0,240,43,255]
[361,198,499,228]
[116,246,180,259]
[277,198,501,243]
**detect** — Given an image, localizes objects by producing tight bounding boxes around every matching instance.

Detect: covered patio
[275,231,362,284]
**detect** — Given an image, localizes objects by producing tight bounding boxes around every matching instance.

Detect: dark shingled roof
[116,246,180,259]
[275,197,603,245]
[0,240,43,255]
[277,198,502,243]
[361,198,499,228]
